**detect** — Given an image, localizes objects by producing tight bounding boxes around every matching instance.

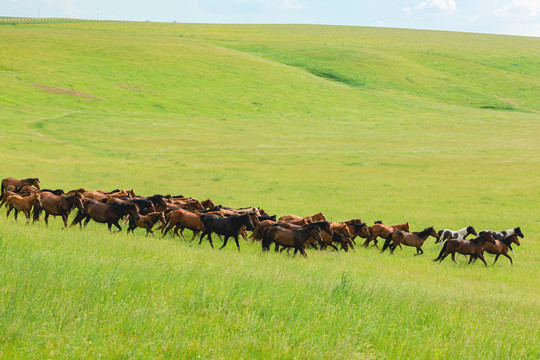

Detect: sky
[3,0,540,37]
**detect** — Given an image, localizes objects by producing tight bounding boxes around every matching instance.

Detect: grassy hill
[0,21,539,359]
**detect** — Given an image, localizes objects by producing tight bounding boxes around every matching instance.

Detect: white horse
[436,226,477,248]
[478,227,524,256]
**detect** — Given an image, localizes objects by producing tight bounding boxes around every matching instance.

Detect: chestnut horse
[278,212,328,224]
[162,209,208,240]
[262,224,323,257]
[5,193,42,223]
[363,222,410,248]
[382,227,439,255]
[1,177,40,194]
[433,232,496,266]
[39,192,84,227]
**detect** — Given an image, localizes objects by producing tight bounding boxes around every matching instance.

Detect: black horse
[199,213,254,250]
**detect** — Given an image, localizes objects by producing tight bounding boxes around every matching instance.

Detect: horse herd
[0,177,525,265]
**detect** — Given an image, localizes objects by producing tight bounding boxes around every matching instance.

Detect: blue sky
[4,0,540,37]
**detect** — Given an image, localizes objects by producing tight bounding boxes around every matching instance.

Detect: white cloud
[403,0,457,12]
[43,0,81,16]
[279,0,308,10]
[494,0,540,18]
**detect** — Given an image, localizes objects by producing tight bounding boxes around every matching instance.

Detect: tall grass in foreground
[0,218,537,359]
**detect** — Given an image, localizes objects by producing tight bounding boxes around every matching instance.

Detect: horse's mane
[109,202,136,216]
[501,234,517,246]
[416,227,433,237]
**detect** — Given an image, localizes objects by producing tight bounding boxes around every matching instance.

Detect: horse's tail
[0,182,4,196]
[381,233,393,253]
[261,228,272,251]
[433,241,448,262]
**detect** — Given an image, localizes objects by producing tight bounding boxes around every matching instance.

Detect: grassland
[0,21,539,359]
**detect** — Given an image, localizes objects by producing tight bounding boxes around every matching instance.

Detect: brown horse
[71,199,140,231]
[470,233,521,265]
[433,232,496,266]
[320,223,354,251]
[343,219,370,243]
[162,209,208,240]
[382,227,439,255]
[262,224,323,257]
[278,212,327,223]
[363,222,410,248]
[127,211,166,236]
[201,198,216,209]
[6,193,42,223]
[0,190,18,209]
[250,220,278,241]
[1,177,40,194]
[39,192,84,227]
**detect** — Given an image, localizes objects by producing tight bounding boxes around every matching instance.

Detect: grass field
[0,21,539,359]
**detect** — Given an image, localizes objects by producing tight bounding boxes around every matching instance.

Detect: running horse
[470,233,521,266]
[5,193,42,223]
[382,227,439,255]
[262,223,323,257]
[71,199,140,231]
[436,226,477,248]
[1,177,40,194]
[38,192,84,227]
[433,232,496,266]
[363,222,410,248]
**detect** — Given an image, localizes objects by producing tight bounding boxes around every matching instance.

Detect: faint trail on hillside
[23,111,82,144]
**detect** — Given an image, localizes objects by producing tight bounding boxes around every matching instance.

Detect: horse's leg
[112,220,122,232]
[219,235,230,250]
[62,214,69,228]
[439,252,450,263]
[25,210,31,224]
[300,247,308,257]
[44,213,50,226]
[478,255,488,266]
[328,244,339,251]
[189,230,199,242]
[83,216,91,227]
[207,233,214,248]
[502,252,513,265]
[493,254,500,265]
[162,222,174,238]
[198,230,207,245]
[233,235,241,251]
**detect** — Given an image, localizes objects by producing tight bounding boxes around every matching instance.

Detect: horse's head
[509,233,521,246]
[201,198,216,209]
[404,221,410,232]
[308,226,323,246]
[354,223,370,238]
[332,232,351,252]
[33,193,42,208]
[312,212,328,222]
[514,227,524,238]
[428,227,439,240]
[73,194,84,211]
[311,221,332,235]
[481,232,496,245]
[249,213,260,226]
[242,213,255,231]
[124,203,140,221]
[467,226,478,237]
[31,178,40,189]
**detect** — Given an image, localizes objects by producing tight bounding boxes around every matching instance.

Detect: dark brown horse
[71,199,140,231]
[470,233,521,265]
[1,177,40,194]
[127,211,166,236]
[363,222,410,248]
[262,224,323,257]
[5,193,42,223]
[382,227,439,255]
[39,192,84,227]
[433,232,496,266]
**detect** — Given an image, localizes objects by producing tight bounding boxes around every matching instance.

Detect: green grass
[0,21,539,359]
